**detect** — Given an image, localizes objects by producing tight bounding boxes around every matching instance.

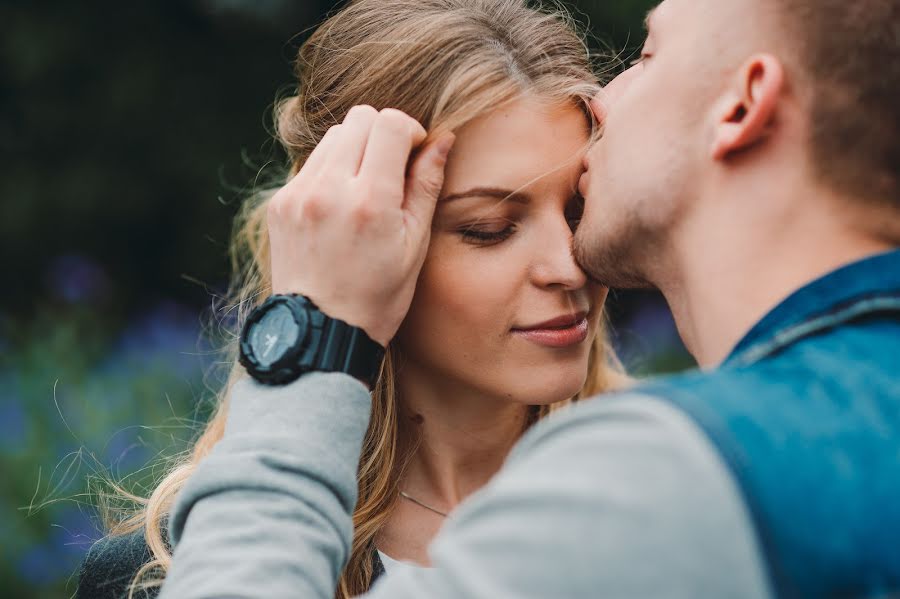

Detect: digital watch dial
[239,294,384,386]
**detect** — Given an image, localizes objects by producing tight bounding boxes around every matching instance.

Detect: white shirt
[376,550,426,575]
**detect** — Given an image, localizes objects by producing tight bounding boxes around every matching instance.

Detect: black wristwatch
[238,294,385,387]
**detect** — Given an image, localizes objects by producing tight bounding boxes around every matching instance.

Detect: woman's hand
[267,105,455,347]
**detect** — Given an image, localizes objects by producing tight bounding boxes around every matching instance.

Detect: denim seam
[731,296,900,368]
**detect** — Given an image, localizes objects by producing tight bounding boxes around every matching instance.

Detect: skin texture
[161,1,900,596]
[576,0,894,366]
[399,97,600,409]
[264,0,896,564]
[381,98,604,564]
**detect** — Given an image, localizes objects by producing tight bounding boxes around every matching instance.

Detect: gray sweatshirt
[158,373,772,598]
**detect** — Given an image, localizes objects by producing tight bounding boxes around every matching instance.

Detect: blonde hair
[104,1,625,597]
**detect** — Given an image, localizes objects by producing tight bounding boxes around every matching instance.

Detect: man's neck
[656,185,895,369]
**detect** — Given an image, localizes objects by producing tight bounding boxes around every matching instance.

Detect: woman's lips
[512,316,589,348]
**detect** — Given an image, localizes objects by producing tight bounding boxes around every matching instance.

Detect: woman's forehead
[442,99,589,194]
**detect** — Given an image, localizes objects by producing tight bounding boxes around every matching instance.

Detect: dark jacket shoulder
[77,529,384,598]
[371,549,385,584]
[76,530,160,599]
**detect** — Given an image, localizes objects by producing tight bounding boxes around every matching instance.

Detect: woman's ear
[710,54,785,161]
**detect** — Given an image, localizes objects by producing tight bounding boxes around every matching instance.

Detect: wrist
[239,294,385,388]
[282,294,396,348]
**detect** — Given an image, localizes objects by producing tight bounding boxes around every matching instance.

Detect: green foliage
[1,300,217,597]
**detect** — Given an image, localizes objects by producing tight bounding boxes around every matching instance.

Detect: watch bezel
[239,295,311,384]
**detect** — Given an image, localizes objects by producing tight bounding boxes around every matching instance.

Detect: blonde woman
[77,1,625,597]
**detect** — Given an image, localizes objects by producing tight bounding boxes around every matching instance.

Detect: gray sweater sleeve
[159,374,772,599]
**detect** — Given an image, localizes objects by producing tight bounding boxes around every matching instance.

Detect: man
[159,0,900,596]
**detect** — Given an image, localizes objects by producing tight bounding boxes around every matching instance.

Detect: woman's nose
[530,218,588,291]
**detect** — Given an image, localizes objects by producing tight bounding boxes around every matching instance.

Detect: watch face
[249,302,303,368]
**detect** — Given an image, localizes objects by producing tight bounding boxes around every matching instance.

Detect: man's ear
[710,54,785,161]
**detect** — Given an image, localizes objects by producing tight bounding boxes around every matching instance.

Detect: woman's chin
[505,364,590,406]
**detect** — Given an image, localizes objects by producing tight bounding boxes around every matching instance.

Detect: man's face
[575,0,748,287]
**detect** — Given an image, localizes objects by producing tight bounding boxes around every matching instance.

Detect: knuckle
[299,196,326,221]
[350,199,378,224]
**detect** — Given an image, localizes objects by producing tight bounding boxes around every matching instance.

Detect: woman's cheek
[413,238,523,331]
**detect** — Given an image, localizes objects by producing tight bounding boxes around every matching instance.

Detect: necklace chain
[399,491,450,517]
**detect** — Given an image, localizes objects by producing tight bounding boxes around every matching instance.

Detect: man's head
[575,0,900,287]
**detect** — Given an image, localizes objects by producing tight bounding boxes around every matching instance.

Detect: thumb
[403,133,455,231]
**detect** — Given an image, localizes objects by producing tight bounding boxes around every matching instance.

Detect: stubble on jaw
[573,214,657,290]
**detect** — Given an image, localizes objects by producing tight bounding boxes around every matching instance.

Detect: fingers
[327,105,379,175]
[358,109,427,203]
[403,133,455,231]
[279,106,428,219]
[293,122,343,182]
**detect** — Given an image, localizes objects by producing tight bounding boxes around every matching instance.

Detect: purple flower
[99,300,211,379]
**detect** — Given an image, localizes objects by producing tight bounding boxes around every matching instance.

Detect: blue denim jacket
[642,249,900,598]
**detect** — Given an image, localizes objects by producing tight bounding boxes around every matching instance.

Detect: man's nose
[589,63,642,125]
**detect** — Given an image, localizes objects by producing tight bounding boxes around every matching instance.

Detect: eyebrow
[440,187,530,204]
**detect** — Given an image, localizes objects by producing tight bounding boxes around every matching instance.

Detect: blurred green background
[1,1,692,596]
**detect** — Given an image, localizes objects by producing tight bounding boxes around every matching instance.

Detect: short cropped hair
[775,0,899,208]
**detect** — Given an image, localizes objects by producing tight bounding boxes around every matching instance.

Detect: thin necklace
[399,491,450,518]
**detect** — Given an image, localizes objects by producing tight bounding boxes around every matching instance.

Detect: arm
[160,374,371,598]
[160,377,772,599]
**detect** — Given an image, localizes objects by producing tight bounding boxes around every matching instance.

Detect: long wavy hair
[103,1,625,597]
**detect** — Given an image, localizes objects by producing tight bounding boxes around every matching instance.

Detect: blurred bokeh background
[1,0,692,596]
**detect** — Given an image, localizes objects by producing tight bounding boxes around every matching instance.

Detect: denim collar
[725,249,900,367]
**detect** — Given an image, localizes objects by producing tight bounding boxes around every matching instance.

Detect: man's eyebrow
[440,187,530,204]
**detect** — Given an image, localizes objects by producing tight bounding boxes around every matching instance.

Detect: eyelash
[459,195,584,243]
[459,225,517,244]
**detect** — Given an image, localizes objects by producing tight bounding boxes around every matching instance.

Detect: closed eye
[459,224,517,245]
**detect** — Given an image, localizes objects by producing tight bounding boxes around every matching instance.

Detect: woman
[77,0,624,597]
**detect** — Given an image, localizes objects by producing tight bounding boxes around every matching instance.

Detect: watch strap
[318,318,385,387]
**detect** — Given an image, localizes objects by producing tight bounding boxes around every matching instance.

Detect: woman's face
[396,97,606,406]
